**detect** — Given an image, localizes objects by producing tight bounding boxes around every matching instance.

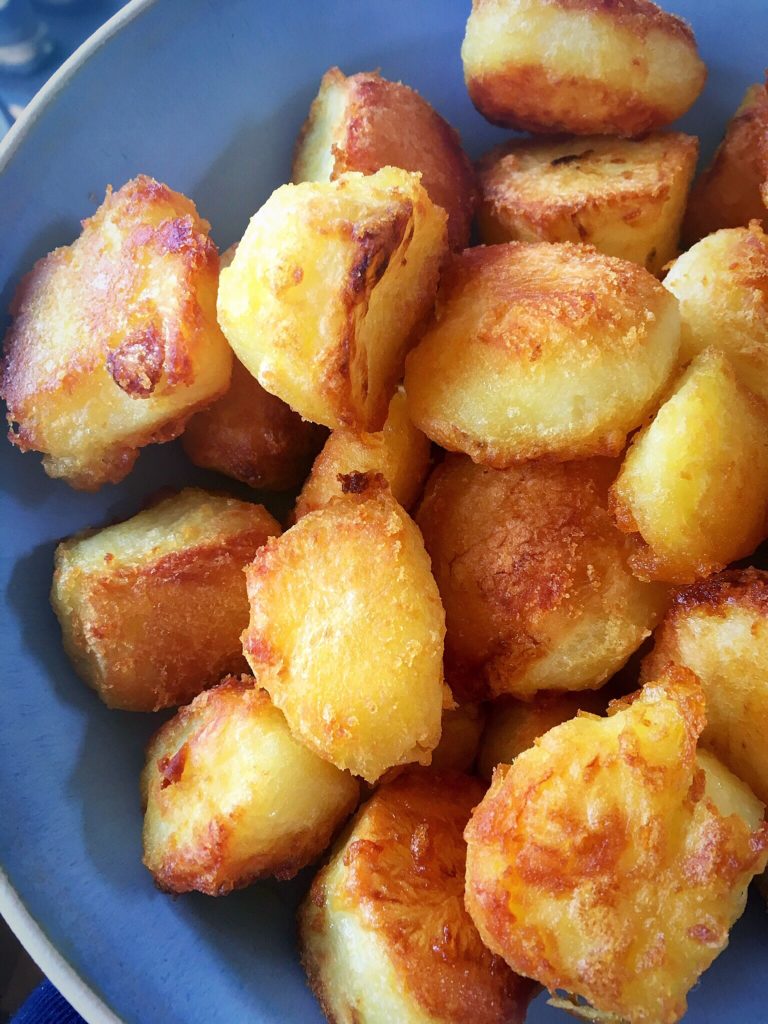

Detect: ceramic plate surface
[1,1,766,1021]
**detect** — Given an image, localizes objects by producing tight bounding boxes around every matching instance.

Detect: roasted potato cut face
[182,358,327,491]
[242,477,445,782]
[429,703,485,773]
[300,769,536,1024]
[142,676,359,895]
[465,668,768,1024]
[416,455,667,700]
[610,349,768,583]
[51,488,280,711]
[1,175,231,490]
[477,132,698,274]
[664,223,768,402]
[404,242,681,465]
[294,387,430,519]
[217,167,448,433]
[477,690,609,782]
[293,67,477,250]
[683,82,768,244]
[461,0,706,136]
[643,569,768,804]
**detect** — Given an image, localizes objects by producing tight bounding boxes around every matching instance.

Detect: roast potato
[476,132,698,274]
[465,667,768,1024]
[404,242,681,465]
[664,223,768,402]
[683,81,768,244]
[461,0,706,136]
[217,167,448,433]
[242,476,445,782]
[610,348,768,583]
[293,67,477,250]
[51,488,280,711]
[294,387,430,518]
[300,769,536,1024]
[416,455,667,700]
[1,175,231,490]
[642,569,768,804]
[183,358,327,490]
[429,703,485,773]
[142,676,359,895]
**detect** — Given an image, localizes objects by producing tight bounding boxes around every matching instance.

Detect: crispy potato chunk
[465,668,768,1024]
[416,455,667,700]
[293,68,477,250]
[142,676,359,895]
[217,168,448,433]
[430,703,486,773]
[1,176,231,490]
[683,82,768,244]
[300,769,536,1024]
[664,223,768,401]
[461,0,706,136]
[404,243,680,465]
[294,388,430,518]
[182,358,326,490]
[477,133,698,275]
[643,569,768,804]
[51,489,280,711]
[242,478,445,782]
[610,349,768,583]
[477,691,608,782]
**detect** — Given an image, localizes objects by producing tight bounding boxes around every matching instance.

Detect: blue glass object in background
[0,0,53,75]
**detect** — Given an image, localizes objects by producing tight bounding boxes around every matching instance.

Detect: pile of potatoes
[2,1,768,1022]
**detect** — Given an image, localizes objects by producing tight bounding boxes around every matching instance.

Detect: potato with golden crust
[293,68,477,251]
[477,132,698,274]
[642,569,768,804]
[182,358,327,491]
[461,0,706,136]
[142,676,359,896]
[1,176,231,490]
[217,167,448,433]
[416,455,667,701]
[300,769,536,1024]
[294,388,430,518]
[610,349,768,583]
[477,690,608,781]
[465,667,768,1024]
[683,82,768,244]
[242,477,445,782]
[51,489,280,712]
[664,223,768,401]
[404,242,680,465]
[430,703,486,773]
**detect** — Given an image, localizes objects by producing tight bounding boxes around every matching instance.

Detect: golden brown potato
[664,223,768,401]
[182,358,327,490]
[242,477,445,782]
[465,667,768,1024]
[610,349,768,583]
[294,388,430,518]
[293,67,477,251]
[683,82,768,244]
[142,676,359,895]
[477,690,608,782]
[1,176,231,490]
[461,0,706,136]
[429,703,486,773]
[416,455,667,701]
[642,569,768,804]
[51,489,280,711]
[300,769,536,1024]
[404,242,680,465]
[477,132,698,274]
[217,167,448,433]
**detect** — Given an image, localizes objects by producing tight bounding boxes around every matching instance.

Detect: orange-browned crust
[666,567,768,619]
[301,769,537,1024]
[528,0,696,41]
[183,359,327,490]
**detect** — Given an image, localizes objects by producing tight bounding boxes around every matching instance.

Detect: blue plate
[0,1,766,1022]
